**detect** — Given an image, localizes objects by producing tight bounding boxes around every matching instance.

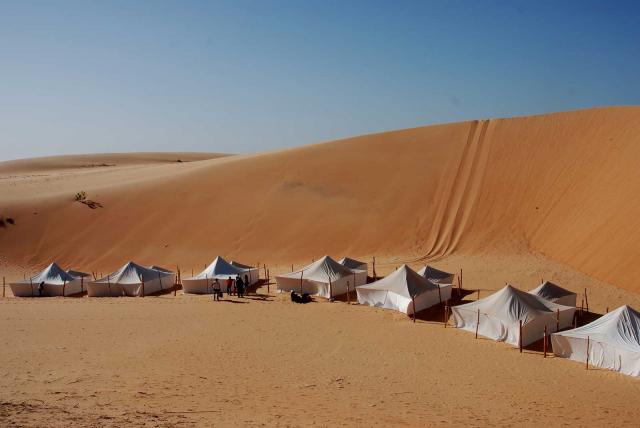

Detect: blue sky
[1,0,639,160]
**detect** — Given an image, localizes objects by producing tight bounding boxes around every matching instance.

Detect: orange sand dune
[1,107,640,294]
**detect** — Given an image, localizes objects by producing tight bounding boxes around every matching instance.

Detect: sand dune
[1,107,640,293]
[2,107,640,426]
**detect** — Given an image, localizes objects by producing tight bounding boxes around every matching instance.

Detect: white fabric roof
[417,265,455,285]
[191,256,245,279]
[357,265,438,298]
[66,270,91,278]
[338,257,367,271]
[149,265,174,274]
[230,261,255,270]
[455,284,573,326]
[554,305,640,353]
[528,281,576,301]
[94,261,171,284]
[278,256,353,283]
[15,262,76,285]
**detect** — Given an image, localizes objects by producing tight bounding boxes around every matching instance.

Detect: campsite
[3,1,640,426]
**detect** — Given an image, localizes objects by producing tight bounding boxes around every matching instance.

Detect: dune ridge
[1,106,640,294]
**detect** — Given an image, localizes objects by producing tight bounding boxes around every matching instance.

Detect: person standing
[236,275,244,298]
[244,274,249,294]
[38,281,45,297]
[213,278,221,301]
[226,276,233,296]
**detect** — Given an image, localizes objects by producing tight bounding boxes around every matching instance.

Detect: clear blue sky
[1,0,639,160]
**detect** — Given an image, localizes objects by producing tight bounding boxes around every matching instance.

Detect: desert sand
[1,106,640,426]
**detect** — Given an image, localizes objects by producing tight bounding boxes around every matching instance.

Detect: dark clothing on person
[226,277,233,295]
[244,274,249,294]
[236,277,245,298]
[38,281,44,297]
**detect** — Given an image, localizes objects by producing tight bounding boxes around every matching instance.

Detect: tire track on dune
[416,119,491,262]
[421,120,479,258]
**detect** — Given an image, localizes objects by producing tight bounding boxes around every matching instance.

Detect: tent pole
[291,264,293,272]
[346,281,350,305]
[444,305,448,328]
[556,309,560,332]
[475,309,480,339]
[300,271,303,295]
[62,278,66,297]
[80,276,84,294]
[2,276,5,298]
[372,256,376,281]
[158,272,163,292]
[518,320,523,353]
[141,275,145,297]
[329,276,333,302]
[412,295,416,323]
[30,277,33,297]
[477,289,480,300]
[437,284,442,305]
[543,325,547,358]
[107,274,111,296]
[586,336,590,370]
[460,269,463,290]
[606,306,609,314]
[584,288,589,312]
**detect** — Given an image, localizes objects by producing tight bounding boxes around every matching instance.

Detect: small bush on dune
[75,191,87,202]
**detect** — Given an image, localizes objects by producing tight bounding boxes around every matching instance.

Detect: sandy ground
[2,107,640,426]
[1,254,640,427]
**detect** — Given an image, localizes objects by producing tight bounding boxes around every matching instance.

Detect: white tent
[276,256,365,299]
[230,261,260,285]
[182,256,248,294]
[66,269,91,280]
[552,305,640,377]
[10,262,84,297]
[356,265,451,315]
[87,261,175,297]
[528,281,577,307]
[418,265,455,285]
[451,285,576,347]
[338,257,368,286]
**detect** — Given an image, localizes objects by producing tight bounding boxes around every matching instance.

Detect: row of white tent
[276,257,639,378]
[10,256,259,297]
[11,256,640,378]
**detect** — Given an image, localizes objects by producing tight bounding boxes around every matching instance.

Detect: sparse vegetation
[74,191,103,209]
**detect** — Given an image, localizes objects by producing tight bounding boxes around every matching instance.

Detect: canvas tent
[338,257,368,285]
[552,305,640,377]
[276,256,365,299]
[418,265,455,285]
[230,261,260,285]
[10,262,84,297]
[356,265,451,315]
[451,285,576,347]
[182,256,249,294]
[528,281,577,307]
[66,270,91,280]
[87,261,175,297]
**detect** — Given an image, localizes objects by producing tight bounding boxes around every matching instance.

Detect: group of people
[211,274,250,301]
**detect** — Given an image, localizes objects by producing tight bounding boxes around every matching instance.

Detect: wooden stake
[329,276,333,302]
[556,308,560,332]
[475,309,480,339]
[346,281,350,305]
[372,256,377,281]
[584,288,589,313]
[2,276,5,298]
[299,271,303,295]
[543,325,547,358]
[586,336,590,370]
[444,305,448,328]
[519,320,523,353]
[412,295,416,323]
